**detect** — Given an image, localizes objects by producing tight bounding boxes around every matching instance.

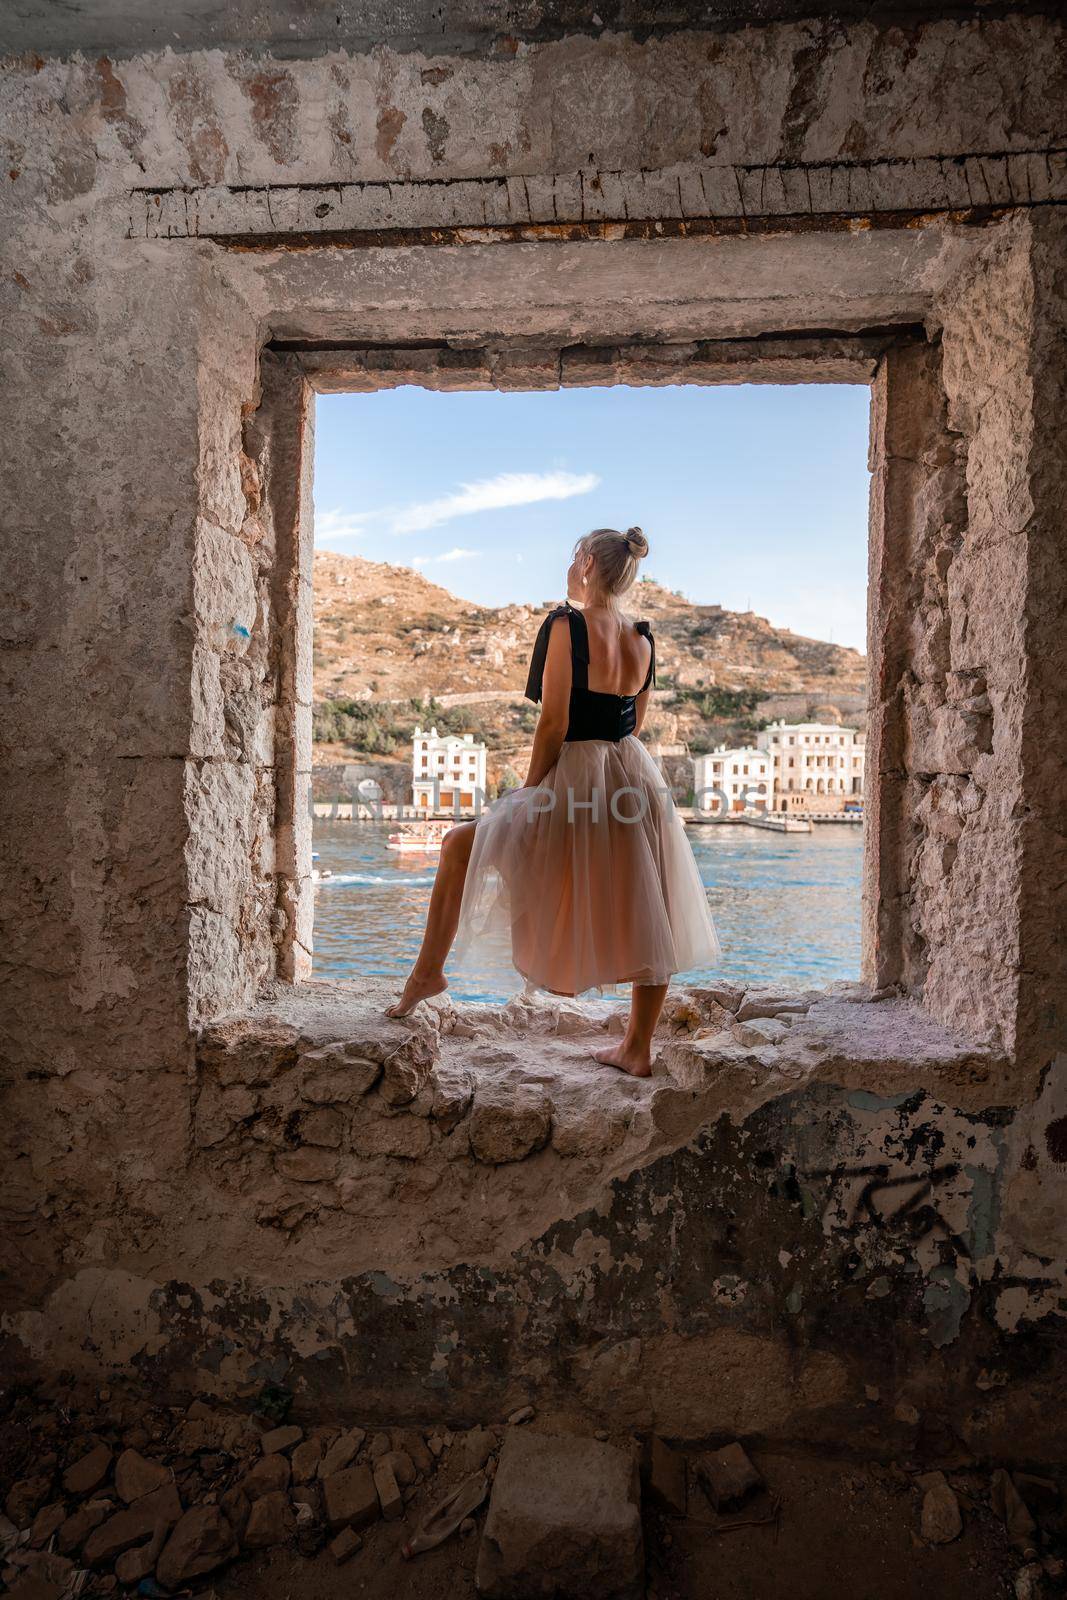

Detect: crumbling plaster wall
[6,983,1067,1465]
[1,10,1065,1444]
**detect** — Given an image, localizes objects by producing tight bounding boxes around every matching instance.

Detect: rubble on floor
[1,1380,1063,1600]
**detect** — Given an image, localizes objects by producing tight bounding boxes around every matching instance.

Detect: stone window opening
[203,237,1061,1095]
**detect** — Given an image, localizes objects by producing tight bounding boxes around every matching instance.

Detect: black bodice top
[523,603,656,743]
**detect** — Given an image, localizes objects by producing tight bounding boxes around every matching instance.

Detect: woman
[386,527,720,1077]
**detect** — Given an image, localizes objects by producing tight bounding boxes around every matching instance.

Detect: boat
[743,814,813,833]
[387,819,453,852]
[311,851,333,884]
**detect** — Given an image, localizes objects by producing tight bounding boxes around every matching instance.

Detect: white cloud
[411,548,479,567]
[314,505,377,544]
[390,470,600,534]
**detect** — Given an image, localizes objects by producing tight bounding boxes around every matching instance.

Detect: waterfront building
[756,720,865,813]
[411,725,487,812]
[692,746,773,814]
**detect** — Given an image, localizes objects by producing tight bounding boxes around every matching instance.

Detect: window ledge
[193,977,1010,1278]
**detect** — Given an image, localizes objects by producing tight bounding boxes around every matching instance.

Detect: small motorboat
[311,851,333,884]
[387,820,452,852]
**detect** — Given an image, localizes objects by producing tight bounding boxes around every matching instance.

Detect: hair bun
[624,526,648,558]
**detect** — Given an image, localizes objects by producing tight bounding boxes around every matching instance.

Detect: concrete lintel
[291,334,897,394]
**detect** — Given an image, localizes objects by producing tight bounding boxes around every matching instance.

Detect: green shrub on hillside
[670,685,769,720]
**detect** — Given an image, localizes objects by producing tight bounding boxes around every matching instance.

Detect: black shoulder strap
[524,604,587,702]
[635,620,656,692]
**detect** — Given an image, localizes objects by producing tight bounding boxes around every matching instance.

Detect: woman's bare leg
[386,821,477,1017]
[594,982,669,1078]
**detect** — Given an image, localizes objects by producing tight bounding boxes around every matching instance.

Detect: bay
[311,820,863,1000]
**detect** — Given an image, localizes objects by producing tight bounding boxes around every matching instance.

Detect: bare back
[582,609,653,697]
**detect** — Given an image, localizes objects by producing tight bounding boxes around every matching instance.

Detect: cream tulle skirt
[453,735,721,997]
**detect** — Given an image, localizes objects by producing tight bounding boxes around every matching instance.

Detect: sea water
[311,820,863,1000]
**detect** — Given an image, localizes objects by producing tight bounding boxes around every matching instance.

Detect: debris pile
[3,1383,1064,1600]
[0,1381,517,1598]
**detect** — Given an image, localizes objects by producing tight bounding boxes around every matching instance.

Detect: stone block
[329,1526,363,1563]
[318,1429,365,1479]
[431,1071,474,1134]
[295,1106,344,1148]
[291,1439,322,1484]
[350,1106,433,1160]
[475,1431,642,1599]
[113,1520,168,1584]
[155,1505,238,1589]
[299,1045,381,1102]
[114,1450,171,1505]
[377,1032,437,1107]
[82,1485,182,1566]
[242,1453,290,1501]
[28,1503,66,1548]
[274,1146,340,1183]
[735,993,814,1023]
[219,1487,249,1542]
[56,1500,110,1556]
[63,1444,112,1497]
[5,1477,52,1526]
[260,1425,303,1455]
[373,1460,403,1521]
[920,1474,962,1544]
[322,1466,379,1533]
[243,1490,296,1549]
[697,1443,761,1511]
[469,1087,551,1165]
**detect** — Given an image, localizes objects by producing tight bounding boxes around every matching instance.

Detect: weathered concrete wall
[6,983,1065,1464]
[1,7,1064,1457]
[927,214,1066,1063]
[862,213,1067,1065]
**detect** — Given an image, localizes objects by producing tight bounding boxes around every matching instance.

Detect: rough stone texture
[920,1473,963,1543]
[932,216,1067,1066]
[697,1443,762,1510]
[861,212,1067,1064]
[372,1459,403,1521]
[114,1450,171,1505]
[155,1505,239,1589]
[322,1465,379,1532]
[243,1454,290,1501]
[476,1429,643,1599]
[62,1446,112,1497]
[243,1490,296,1549]
[5,979,1067,1463]
[469,1085,553,1164]
[0,0,1064,1488]
[82,1485,182,1567]
[259,1424,303,1455]
[113,1520,168,1585]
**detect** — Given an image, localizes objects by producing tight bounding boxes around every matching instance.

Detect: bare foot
[386,970,448,1018]
[593,1042,653,1079]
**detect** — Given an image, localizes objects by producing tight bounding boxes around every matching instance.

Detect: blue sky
[313,383,872,652]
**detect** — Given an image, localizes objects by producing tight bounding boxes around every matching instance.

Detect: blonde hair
[575,526,649,605]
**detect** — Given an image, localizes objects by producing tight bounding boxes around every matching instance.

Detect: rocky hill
[312,549,866,796]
